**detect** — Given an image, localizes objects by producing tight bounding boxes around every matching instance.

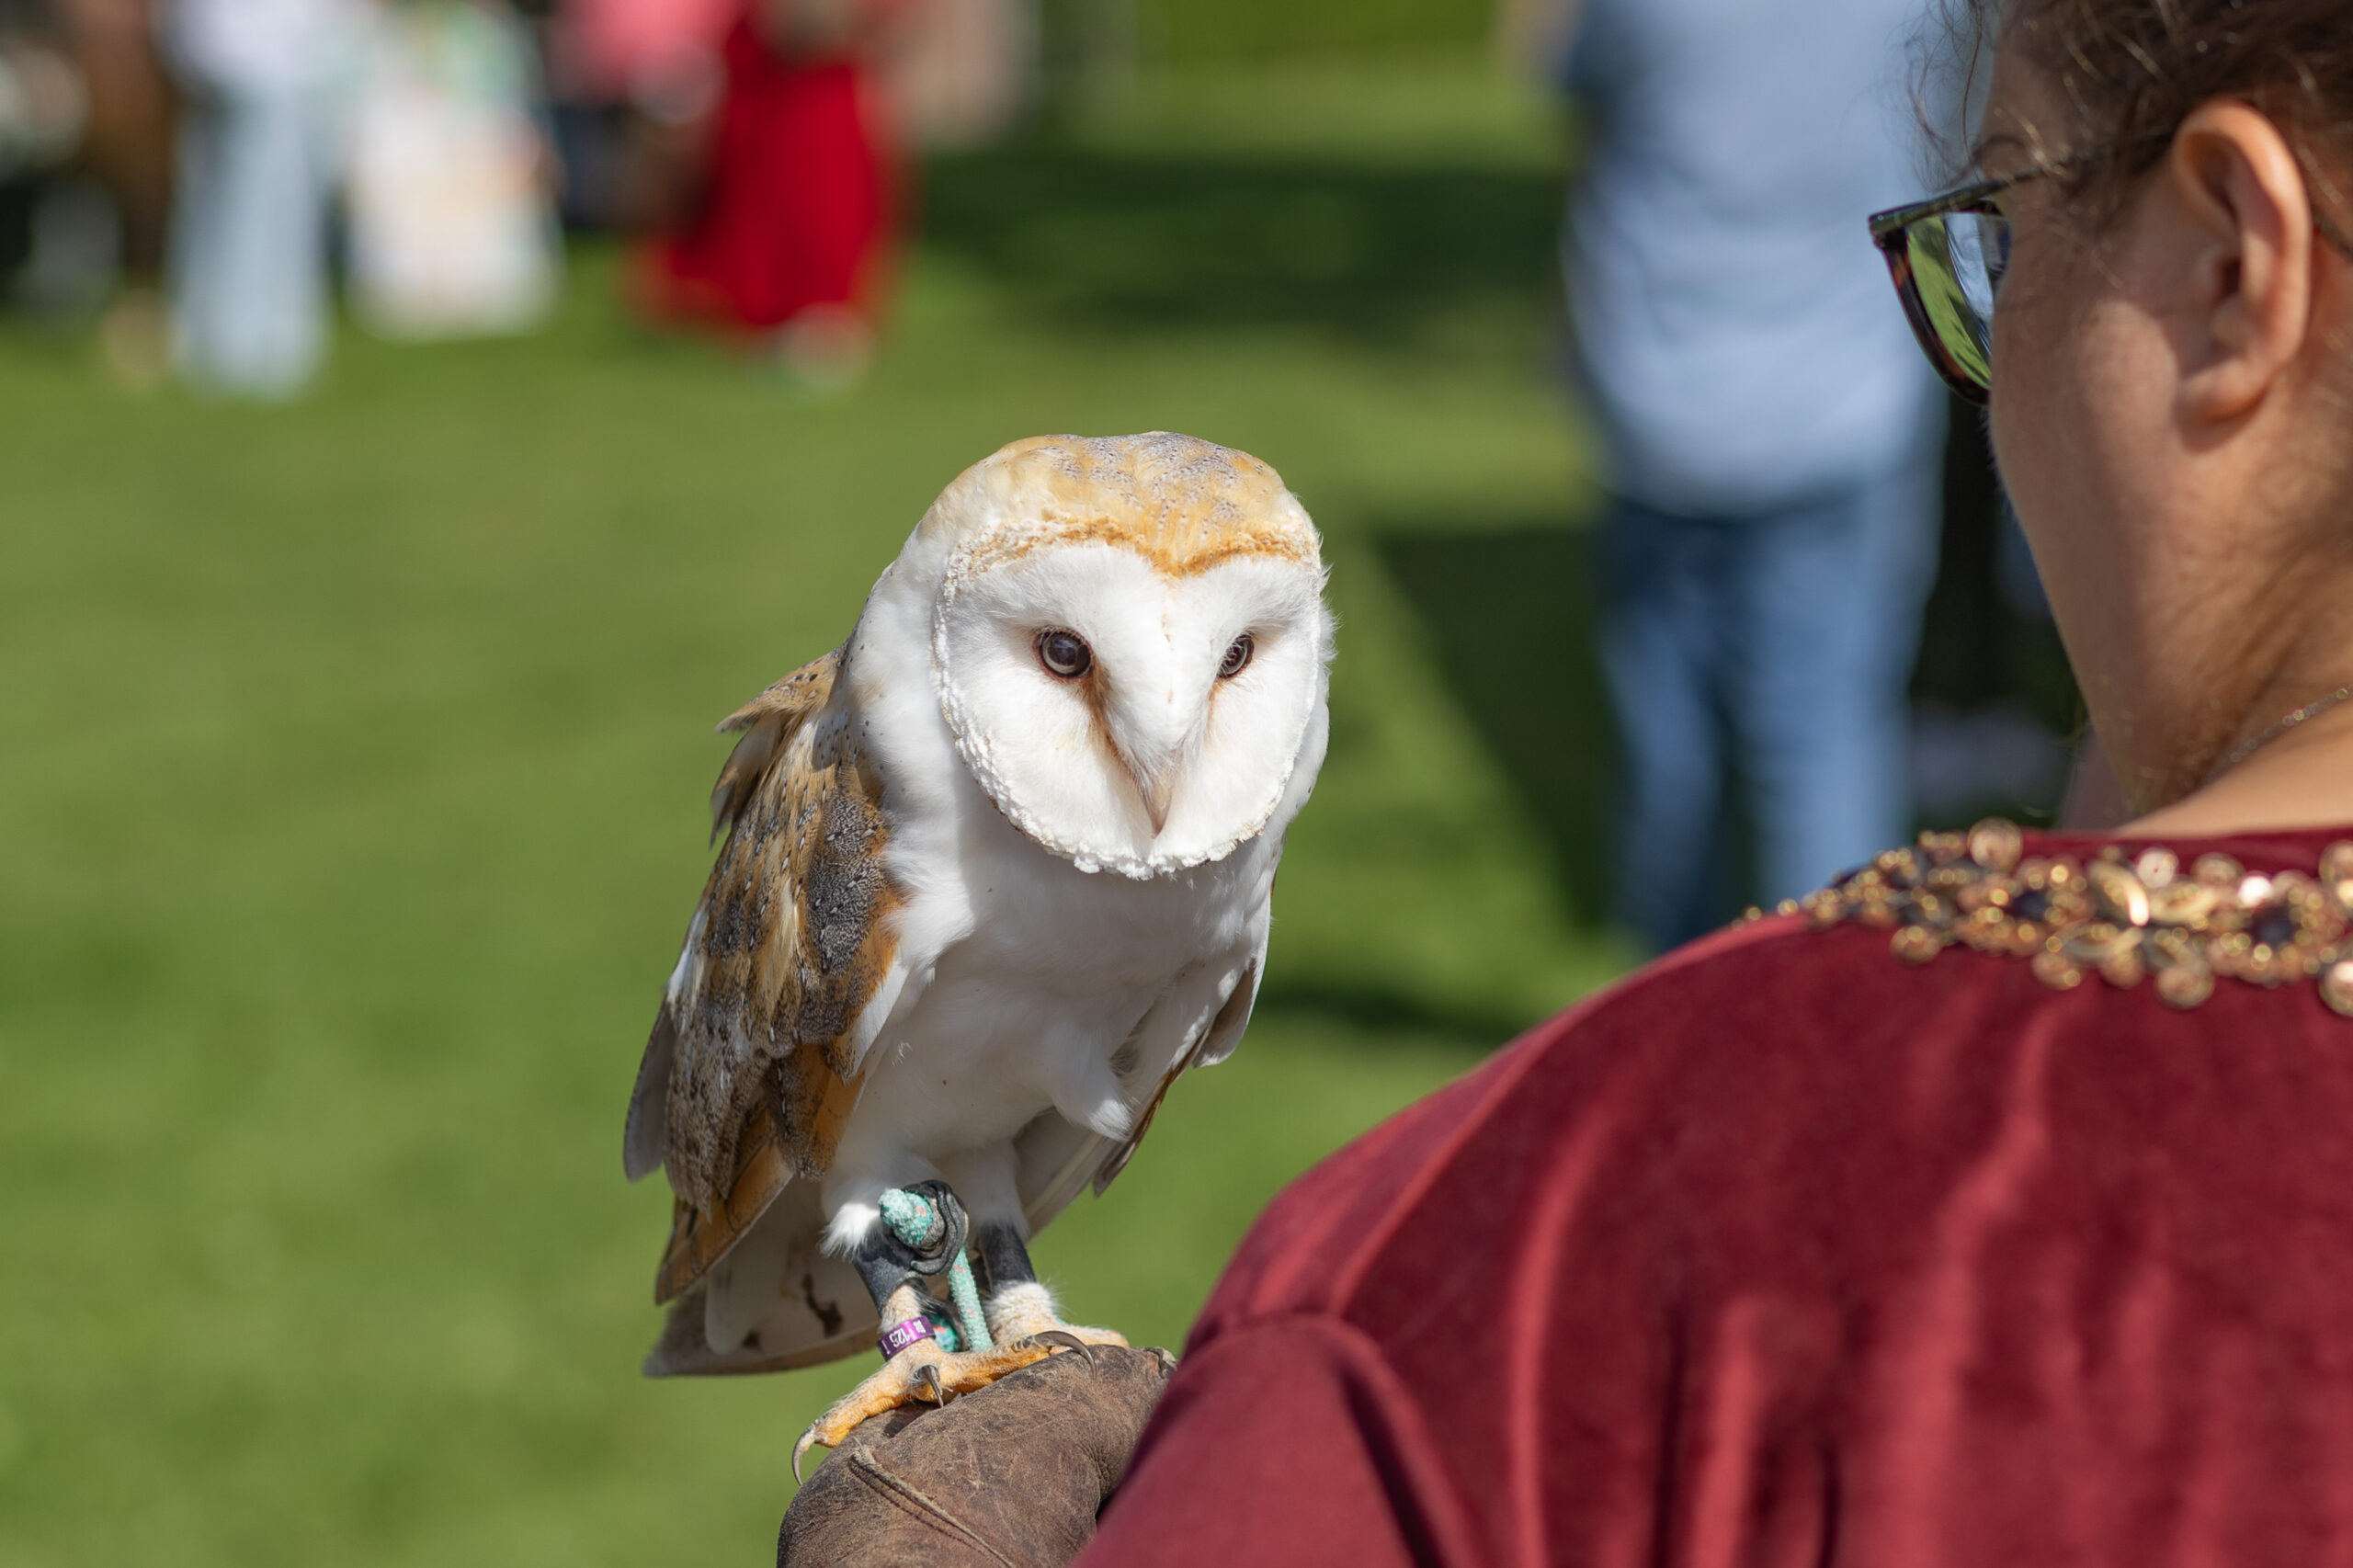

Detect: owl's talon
[791,1337,1068,1478]
[792,1426,819,1484]
[1025,1328,1095,1365]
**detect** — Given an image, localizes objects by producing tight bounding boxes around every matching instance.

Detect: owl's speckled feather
[628,649,902,1303]
[923,432,1321,582]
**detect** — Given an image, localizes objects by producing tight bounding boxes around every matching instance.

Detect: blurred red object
[638,4,895,343]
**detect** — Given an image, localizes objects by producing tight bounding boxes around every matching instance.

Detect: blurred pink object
[548,0,737,104]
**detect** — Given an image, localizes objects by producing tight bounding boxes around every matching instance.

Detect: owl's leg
[790,1183,1088,1479]
[973,1221,1132,1355]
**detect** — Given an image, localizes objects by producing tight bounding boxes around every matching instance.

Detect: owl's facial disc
[934,542,1330,878]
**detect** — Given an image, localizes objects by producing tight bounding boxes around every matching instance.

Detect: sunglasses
[1868,163,2049,406]
[1872,143,2353,405]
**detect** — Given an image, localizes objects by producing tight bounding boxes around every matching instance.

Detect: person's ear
[2165,100,2315,422]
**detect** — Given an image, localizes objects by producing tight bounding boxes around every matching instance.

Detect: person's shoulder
[1192,819,2353,1347]
[1188,907,1927,1340]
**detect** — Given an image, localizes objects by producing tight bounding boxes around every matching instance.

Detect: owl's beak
[1122,756,1176,835]
[1106,723,1183,835]
[1100,657,1202,838]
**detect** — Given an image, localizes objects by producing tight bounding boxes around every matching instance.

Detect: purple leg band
[878,1318,935,1358]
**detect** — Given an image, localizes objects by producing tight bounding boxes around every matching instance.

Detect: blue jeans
[1598,467,1938,951]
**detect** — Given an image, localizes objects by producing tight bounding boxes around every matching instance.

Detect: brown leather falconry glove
[778,1345,1176,1568]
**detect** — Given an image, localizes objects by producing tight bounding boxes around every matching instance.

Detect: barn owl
[622,432,1334,1470]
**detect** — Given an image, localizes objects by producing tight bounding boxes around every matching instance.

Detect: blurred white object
[166,0,364,94]
[346,1,560,339]
[163,0,364,397]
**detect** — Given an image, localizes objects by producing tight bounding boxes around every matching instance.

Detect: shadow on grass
[920,142,1559,346]
[1372,516,1613,926]
[1254,979,1537,1052]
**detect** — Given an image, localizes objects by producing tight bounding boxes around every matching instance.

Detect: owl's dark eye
[1218,634,1254,679]
[1036,629,1092,678]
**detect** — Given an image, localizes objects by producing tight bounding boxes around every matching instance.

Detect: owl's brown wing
[621,649,904,1307]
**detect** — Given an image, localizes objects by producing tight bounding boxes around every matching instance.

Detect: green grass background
[0,60,1627,1566]
[1131,0,1491,64]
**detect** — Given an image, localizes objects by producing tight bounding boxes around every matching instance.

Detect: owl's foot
[791,1334,1090,1479]
[982,1278,1132,1358]
[790,1193,1136,1479]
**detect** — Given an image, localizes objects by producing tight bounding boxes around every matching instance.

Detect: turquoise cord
[945,1256,991,1351]
[877,1187,995,1353]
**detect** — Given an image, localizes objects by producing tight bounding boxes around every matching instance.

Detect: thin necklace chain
[2205,684,2353,786]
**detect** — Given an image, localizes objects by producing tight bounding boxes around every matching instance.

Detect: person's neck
[2129,697,2353,836]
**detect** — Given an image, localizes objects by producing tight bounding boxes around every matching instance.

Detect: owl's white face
[934,541,1331,878]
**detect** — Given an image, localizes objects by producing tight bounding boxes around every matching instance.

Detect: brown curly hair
[1953,0,2353,232]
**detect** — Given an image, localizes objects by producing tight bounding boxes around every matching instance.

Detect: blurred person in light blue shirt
[1548,0,1945,949]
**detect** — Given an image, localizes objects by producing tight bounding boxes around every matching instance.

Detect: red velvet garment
[642,16,892,333]
[1082,825,2353,1566]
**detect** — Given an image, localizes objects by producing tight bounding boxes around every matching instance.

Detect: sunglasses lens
[1905,211,2006,392]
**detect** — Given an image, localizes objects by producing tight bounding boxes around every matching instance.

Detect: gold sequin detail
[1752,819,2353,1014]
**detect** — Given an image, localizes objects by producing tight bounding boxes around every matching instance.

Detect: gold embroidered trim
[1745,818,2353,1015]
